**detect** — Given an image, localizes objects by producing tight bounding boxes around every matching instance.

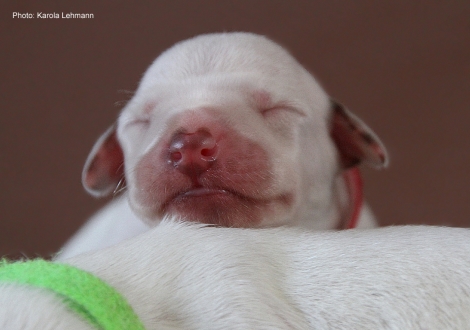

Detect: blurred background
[1,1,469,258]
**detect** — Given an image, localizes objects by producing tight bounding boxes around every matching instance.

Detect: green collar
[0,259,145,330]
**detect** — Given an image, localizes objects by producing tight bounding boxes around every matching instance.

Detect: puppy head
[82,33,388,228]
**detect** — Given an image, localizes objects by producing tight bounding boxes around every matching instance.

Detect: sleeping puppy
[4,221,470,329]
[58,32,388,259]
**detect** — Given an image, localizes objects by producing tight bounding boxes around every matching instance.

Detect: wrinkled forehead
[144,33,304,81]
[125,33,330,117]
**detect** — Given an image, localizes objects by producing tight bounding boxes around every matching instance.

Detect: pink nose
[168,129,218,177]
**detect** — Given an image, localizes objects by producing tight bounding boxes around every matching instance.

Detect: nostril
[201,146,216,158]
[170,151,183,162]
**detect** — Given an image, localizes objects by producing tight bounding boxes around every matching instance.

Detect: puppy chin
[130,191,294,228]
[167,192,264,227]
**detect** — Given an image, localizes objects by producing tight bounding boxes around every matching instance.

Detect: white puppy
[59,32,388,258]
[3,221,470,329]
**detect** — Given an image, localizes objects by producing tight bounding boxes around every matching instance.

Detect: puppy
[59,32,388,258]
[4,221,470,329]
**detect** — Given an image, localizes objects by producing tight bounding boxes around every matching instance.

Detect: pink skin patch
[252,89,272,110]
[143,101,157,116]
[133,110,293,227]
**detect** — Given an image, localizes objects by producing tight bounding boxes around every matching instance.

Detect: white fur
[4,221,470,329]
[58,196,376,259]
[59,196,149,259]
[59,32,387,258]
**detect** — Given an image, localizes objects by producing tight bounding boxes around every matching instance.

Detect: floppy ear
[330,100,389,169]
[82,124,125,197]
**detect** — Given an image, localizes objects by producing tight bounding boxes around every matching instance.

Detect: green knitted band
[0,259,145,330]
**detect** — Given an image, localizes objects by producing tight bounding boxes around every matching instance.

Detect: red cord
[342,167,363,229]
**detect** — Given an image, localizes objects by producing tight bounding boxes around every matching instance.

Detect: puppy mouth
[159,184,261,217]
[179,187,232,198]
[166,185,252,206]
[150,182,294,227]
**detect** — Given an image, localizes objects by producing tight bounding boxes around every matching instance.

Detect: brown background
[1,1,469,258]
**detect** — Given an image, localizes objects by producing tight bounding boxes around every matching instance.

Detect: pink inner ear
[83,129,125,196]
[330,102,388,169]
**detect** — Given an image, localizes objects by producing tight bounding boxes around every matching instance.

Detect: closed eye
[125,118,151,128]
[260,105,305,117]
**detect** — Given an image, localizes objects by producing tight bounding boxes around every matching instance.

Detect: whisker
[113,177,127,196]
[114,90,136,108]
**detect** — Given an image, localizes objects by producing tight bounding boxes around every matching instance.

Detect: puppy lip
[176,186,249,201]
[159,186,239,217]
[162,186,252,211]
[181,187,230,197]
[167,187,293,206]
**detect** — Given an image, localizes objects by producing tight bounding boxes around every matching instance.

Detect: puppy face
[83,33,387,229]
